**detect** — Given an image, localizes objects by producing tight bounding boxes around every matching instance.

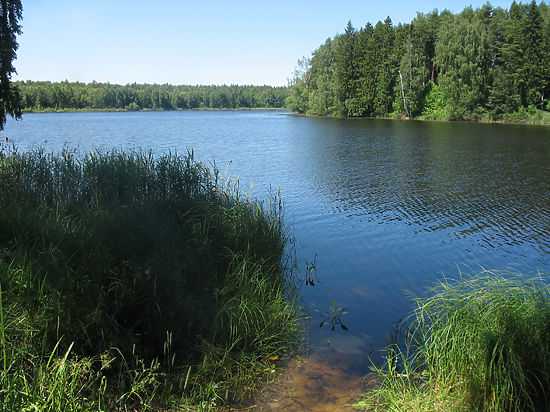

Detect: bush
[127,102,140,111]
[420,83,449,121]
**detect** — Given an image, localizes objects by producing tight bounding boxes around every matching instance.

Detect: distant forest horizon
[14,0,550,124]
[16,81,289,111]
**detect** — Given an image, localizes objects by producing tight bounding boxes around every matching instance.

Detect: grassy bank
[355,273,550,412]
[0,149,300,411]
[296,108,550,127]
[417,105,550,127]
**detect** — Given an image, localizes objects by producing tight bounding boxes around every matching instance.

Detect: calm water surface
[4,111,550,373]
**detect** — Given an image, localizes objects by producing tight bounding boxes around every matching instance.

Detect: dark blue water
[4,111,550,371]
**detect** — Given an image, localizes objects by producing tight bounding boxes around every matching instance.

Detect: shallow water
[4,111,550,376]
[252,356,366,411]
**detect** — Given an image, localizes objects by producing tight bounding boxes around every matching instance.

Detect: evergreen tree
[487,7,520,115]
[290,2,550,121]
[0,0,22,130]
[506,2,531,108]
[355,23,376,116]
[524,1,544,107]
[335,21,357,116]
[542,3,550,108]
[373,17,397,116]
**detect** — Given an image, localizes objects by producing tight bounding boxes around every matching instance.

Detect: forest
[16,81,289,111]
[288,1,550,123]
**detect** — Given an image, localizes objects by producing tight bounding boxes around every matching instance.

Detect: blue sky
[17,0,514,86]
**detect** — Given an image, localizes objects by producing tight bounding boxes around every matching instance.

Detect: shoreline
[290,112,550,128]
[22,107,288,114]
[20,107,549,127]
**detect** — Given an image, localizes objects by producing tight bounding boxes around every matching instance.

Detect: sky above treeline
[19,0,515,86]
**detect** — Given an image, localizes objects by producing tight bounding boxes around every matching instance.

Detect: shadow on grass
[0,148,301,411]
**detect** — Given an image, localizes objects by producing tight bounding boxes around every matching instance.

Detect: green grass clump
[0,149,300,410]
[357,273,550,412]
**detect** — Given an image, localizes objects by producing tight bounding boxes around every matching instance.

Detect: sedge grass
[358,272,550,412]
[0,148,301,410]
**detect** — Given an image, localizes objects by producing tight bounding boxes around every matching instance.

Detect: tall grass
[358,272,550,412]
[0,148,300,410]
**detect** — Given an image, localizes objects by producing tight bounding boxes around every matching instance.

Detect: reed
[0,148,300,410]
[358,272,550,412]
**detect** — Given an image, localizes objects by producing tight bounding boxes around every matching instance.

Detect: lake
[3,111,550,373]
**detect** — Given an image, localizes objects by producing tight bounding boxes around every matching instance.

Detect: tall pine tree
[335,21,357,116]
[355,23,377,116]
[542,2,550,108]
[524,1,544,107]
[0,0,22,130]
[373,17,397,116]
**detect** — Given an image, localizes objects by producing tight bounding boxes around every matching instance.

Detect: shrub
[420,83,449,121]
[127,102,140,111]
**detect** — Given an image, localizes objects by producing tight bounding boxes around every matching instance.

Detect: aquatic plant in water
[320,301,349,331]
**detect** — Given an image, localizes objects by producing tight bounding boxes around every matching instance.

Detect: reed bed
[0,148,300,411]
[357,272,550,412]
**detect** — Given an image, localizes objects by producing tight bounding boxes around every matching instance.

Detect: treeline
[17,81,289,111]
[288,1,550,122]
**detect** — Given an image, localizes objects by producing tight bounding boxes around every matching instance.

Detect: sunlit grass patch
[357,272,550,412]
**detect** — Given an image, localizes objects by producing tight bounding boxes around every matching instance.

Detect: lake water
[3,111,550,374]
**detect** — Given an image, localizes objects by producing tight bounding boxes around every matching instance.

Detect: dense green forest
[288,1,550,123]
[17,81,289,111]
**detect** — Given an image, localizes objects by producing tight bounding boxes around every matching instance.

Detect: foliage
[0,0,23,130]
[435,8,491,120]
[357,273,550,412]
[16,81,289,111]
[500,106,550,125]
[420,82,449,120]
[286,58,310,114]
[337,21,358,116]
[0,149,300,410]
[290,1,550,122]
